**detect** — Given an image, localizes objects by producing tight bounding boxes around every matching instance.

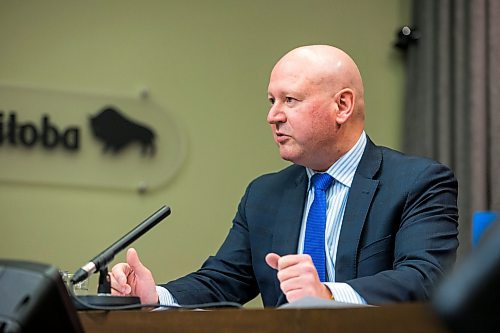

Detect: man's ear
[334,88,355,124]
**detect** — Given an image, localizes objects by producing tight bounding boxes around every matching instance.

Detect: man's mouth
[275,132,290,143]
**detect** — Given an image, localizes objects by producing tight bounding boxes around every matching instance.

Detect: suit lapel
[335,138,381,281]
[271,167,307,306]
[271,168,308,256]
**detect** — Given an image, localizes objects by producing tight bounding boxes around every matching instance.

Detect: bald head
[267,45,366,170]
[271,45,365,120]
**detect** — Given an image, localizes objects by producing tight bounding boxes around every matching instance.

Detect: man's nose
[267,103,286,124]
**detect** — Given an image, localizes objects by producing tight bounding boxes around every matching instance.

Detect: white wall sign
[0,84,186,193]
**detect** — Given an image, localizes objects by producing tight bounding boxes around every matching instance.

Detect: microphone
[71,205,171,285]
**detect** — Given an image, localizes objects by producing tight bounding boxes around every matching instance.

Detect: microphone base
[73,295,141,311]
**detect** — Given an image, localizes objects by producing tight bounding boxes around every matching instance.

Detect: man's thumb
[265,253,281,270]
[126,248,148,276]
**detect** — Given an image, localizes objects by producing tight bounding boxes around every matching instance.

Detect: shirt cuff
[156,286,180,307]
[324,282,367,305]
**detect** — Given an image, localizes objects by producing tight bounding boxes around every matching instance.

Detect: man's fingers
[110,262,134,295]
[265,253,281,270]
[276,254,313,270]
[284,289,304,303]
[111,262,130,285]
[109,271,132,295]
[127,248,151,278]
[110,281,126,296]
[277,259,317,282]
[279,275,303,294]
[266,254,315,273]
[126,248,141,268]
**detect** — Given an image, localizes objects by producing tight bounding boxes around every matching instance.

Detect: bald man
[110,45,459,306]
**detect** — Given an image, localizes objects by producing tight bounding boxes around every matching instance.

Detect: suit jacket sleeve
[161,180,260,306]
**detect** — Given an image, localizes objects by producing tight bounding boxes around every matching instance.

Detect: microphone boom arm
[71,205,171,284]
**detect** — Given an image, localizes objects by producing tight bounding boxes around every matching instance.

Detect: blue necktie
[304,173,334,282]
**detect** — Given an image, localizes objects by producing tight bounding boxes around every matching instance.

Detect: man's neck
[313,129,365,172]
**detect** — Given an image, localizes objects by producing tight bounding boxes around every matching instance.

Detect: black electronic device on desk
[0,259,84,333]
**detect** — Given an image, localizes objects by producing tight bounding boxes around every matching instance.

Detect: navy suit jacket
[164,138,459,306]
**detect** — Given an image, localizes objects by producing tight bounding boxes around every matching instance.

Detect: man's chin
[278,149,299,164]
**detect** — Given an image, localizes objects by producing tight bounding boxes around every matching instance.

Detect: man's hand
[109,248,159,304]
[265,253,332,303]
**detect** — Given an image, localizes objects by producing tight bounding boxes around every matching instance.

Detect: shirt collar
[306,131,367,188]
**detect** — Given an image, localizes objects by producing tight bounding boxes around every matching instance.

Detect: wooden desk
[79,303,449,333]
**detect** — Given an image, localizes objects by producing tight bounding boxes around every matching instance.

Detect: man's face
[267,60,338,170]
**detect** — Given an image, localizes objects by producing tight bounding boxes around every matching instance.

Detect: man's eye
[285,97,296,104]
[269,97,275,104]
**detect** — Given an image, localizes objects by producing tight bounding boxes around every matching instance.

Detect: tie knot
[311,173,334,192]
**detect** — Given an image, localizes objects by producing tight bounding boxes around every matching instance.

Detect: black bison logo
[90,106,155,156]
